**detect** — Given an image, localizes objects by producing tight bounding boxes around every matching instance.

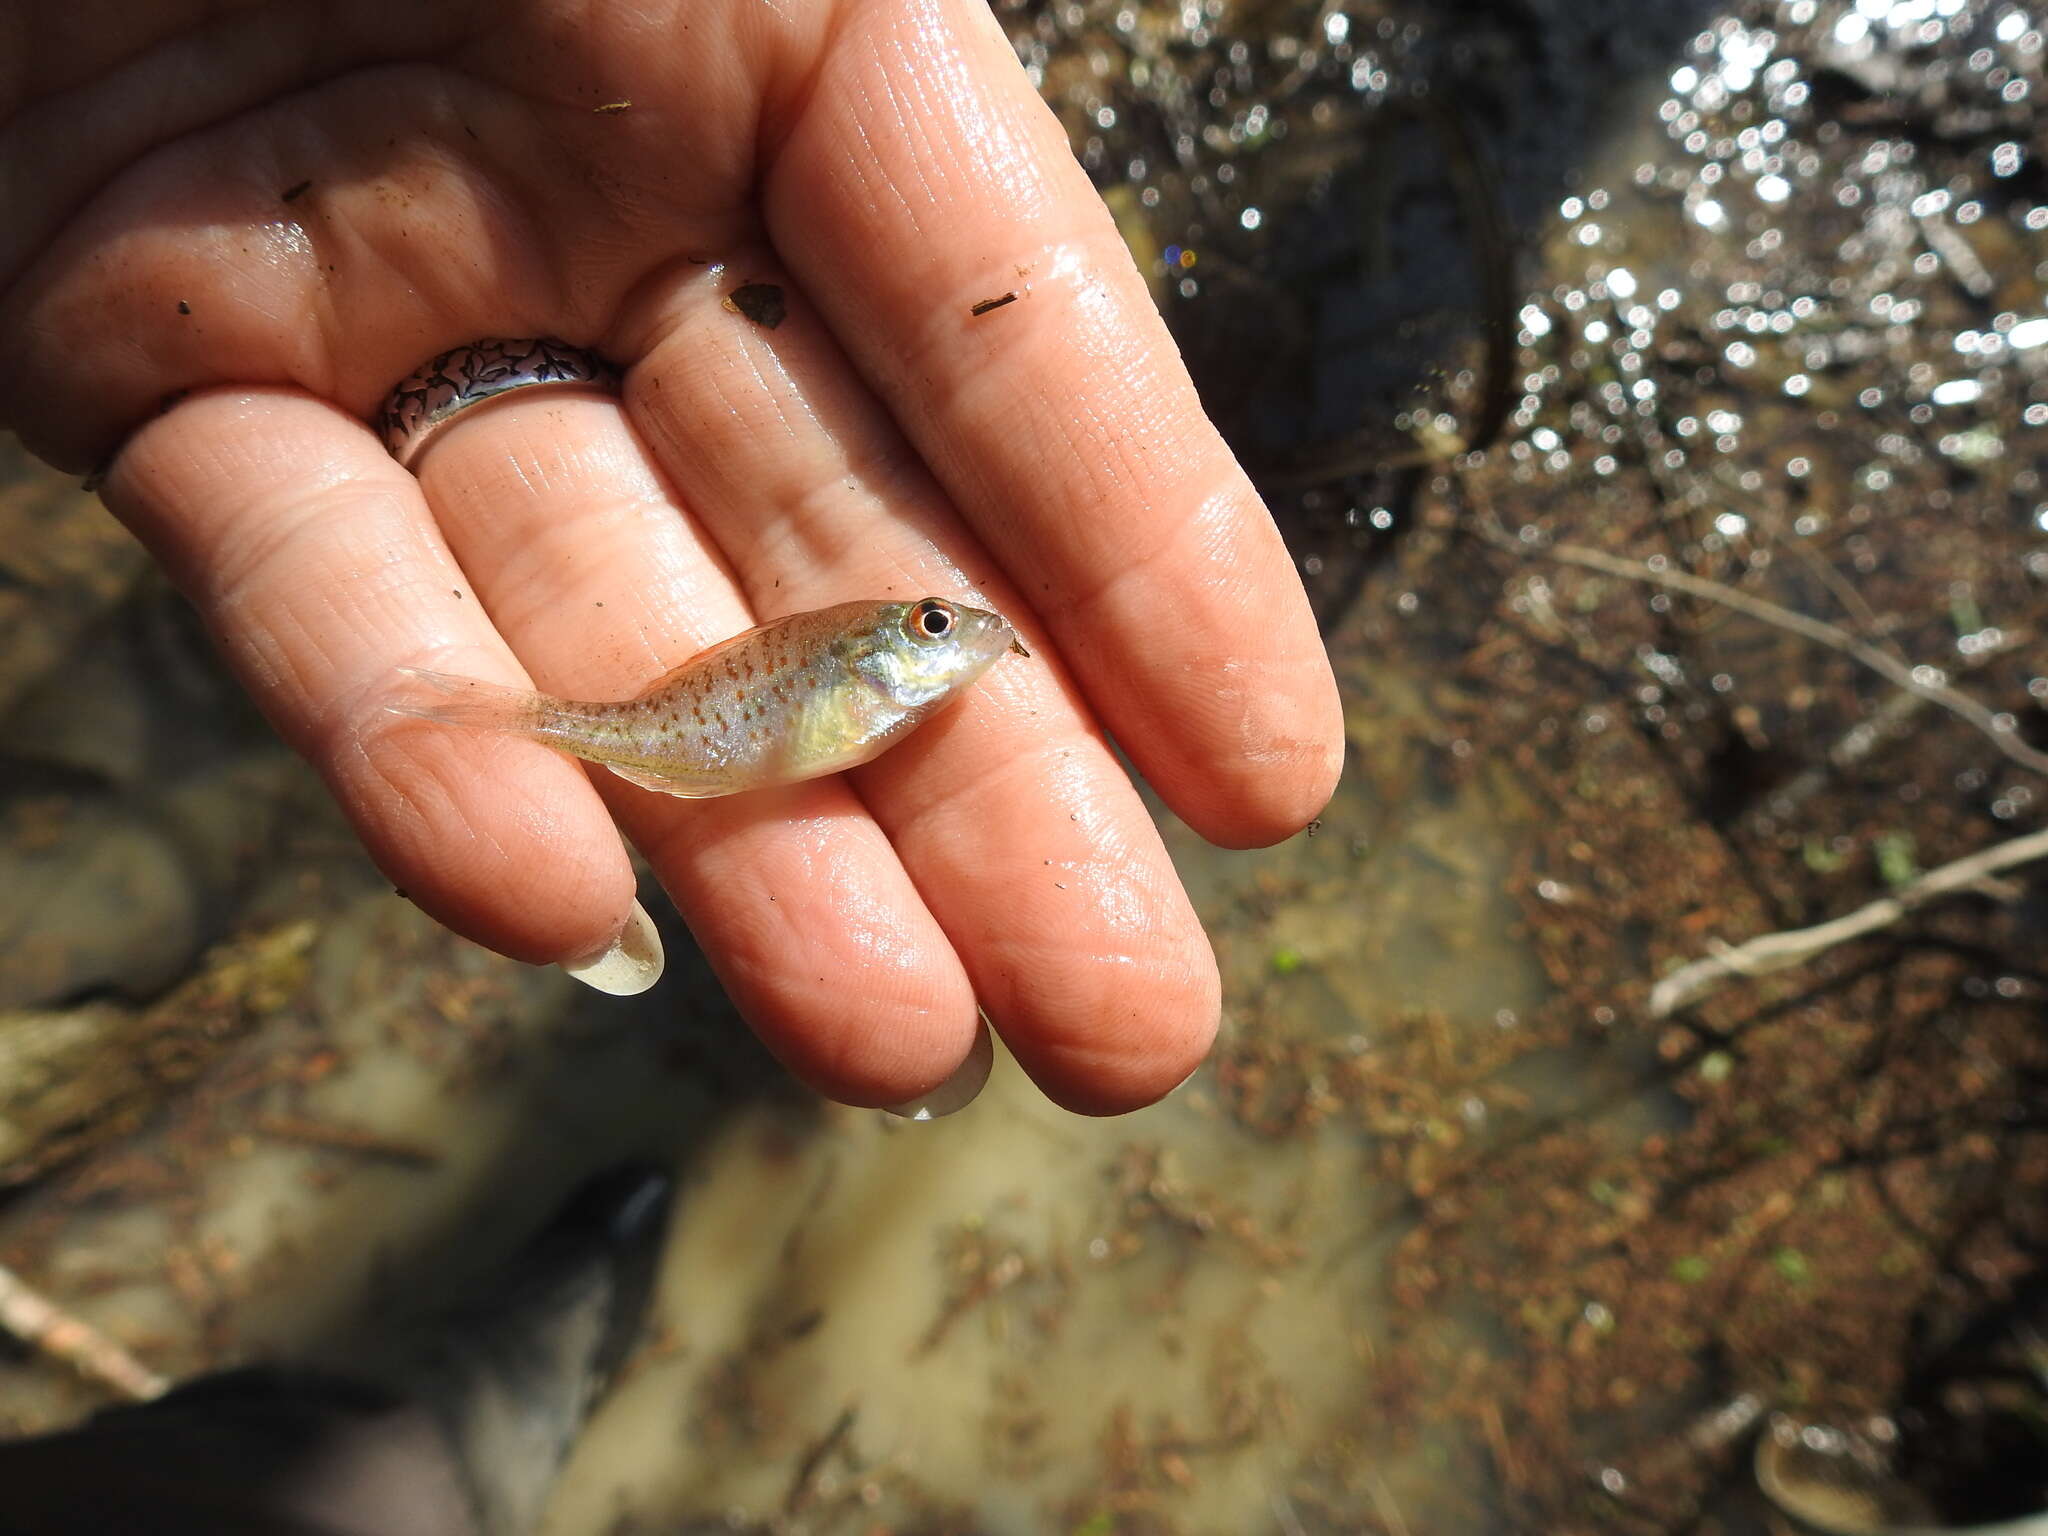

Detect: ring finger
[397,384,983,1108]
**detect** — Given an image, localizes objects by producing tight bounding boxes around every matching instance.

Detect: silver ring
[377,338,621,469]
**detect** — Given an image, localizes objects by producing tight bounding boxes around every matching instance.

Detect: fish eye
[909,599,954,641]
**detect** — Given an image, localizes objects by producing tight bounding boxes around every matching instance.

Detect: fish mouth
[988,612,1031,660]
[984,609,1030,658]
[956,602,1028,661]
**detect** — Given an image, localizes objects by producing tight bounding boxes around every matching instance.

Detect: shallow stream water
[3,2,2046,1532]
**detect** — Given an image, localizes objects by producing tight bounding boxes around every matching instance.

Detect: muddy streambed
[2,2,2046,1532]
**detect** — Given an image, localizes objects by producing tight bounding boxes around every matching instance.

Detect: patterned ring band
[377,338,622,470]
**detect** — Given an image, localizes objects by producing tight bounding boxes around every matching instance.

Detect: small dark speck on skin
[394,888,408,899]
[282,179,312,202]
[970,290,1020,316]
[595,600,604,607]
[723,282,786,328]
[452,589,462,599]
[1054,881,1067,889]
[177,300,191,315]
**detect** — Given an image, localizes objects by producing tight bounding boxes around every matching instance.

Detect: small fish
[388,598,1021,797]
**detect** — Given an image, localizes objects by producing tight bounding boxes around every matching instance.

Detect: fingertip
[1002,928,1221,1117]
[749,977,986,1110]
[341,725,639,967]
[883,1013,995,1120]
[1036,984,1219,1118]
[1177,685,1347,850]
[1121,631,1346,849]
[639,792,985,1110]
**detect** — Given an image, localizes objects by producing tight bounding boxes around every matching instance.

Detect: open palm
[1,0,1341,1114]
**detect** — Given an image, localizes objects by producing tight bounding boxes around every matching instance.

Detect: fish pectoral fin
[599,760,725,799]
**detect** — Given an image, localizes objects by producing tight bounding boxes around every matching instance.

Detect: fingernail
[884,1014,994,1121]
[559,898,665,996]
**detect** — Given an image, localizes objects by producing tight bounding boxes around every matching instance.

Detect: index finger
[760,0,1343,848]
[100,387,642,971]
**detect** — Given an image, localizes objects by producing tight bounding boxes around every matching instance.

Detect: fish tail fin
[387,667,551,734]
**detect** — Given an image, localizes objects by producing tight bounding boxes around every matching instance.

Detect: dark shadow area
[1018,0,1728,627]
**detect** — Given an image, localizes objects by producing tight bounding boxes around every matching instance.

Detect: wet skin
[0,0,1343,1114]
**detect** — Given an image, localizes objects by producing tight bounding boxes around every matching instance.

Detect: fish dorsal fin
[634,603,873,698]
[633,619,789,698]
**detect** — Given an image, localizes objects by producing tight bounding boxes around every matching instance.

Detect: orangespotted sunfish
[388,598,1024,796]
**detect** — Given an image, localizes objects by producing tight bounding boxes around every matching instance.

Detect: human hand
[1,0,1342,1114]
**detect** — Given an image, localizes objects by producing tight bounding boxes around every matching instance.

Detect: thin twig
[1743,684,1935,832]
[253,1114,440,1167]
[1742,627,2027,830]
[783,1403,857,1515]
[1650,826,2048,1016]
[0,1261,169,1401]
[1483,530,2048,779]
[1367,1472,1414,1536]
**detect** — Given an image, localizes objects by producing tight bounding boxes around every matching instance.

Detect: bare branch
[0,1260,169,1401]
[1650,826,2048,1016]
[1484,530,2048,780]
